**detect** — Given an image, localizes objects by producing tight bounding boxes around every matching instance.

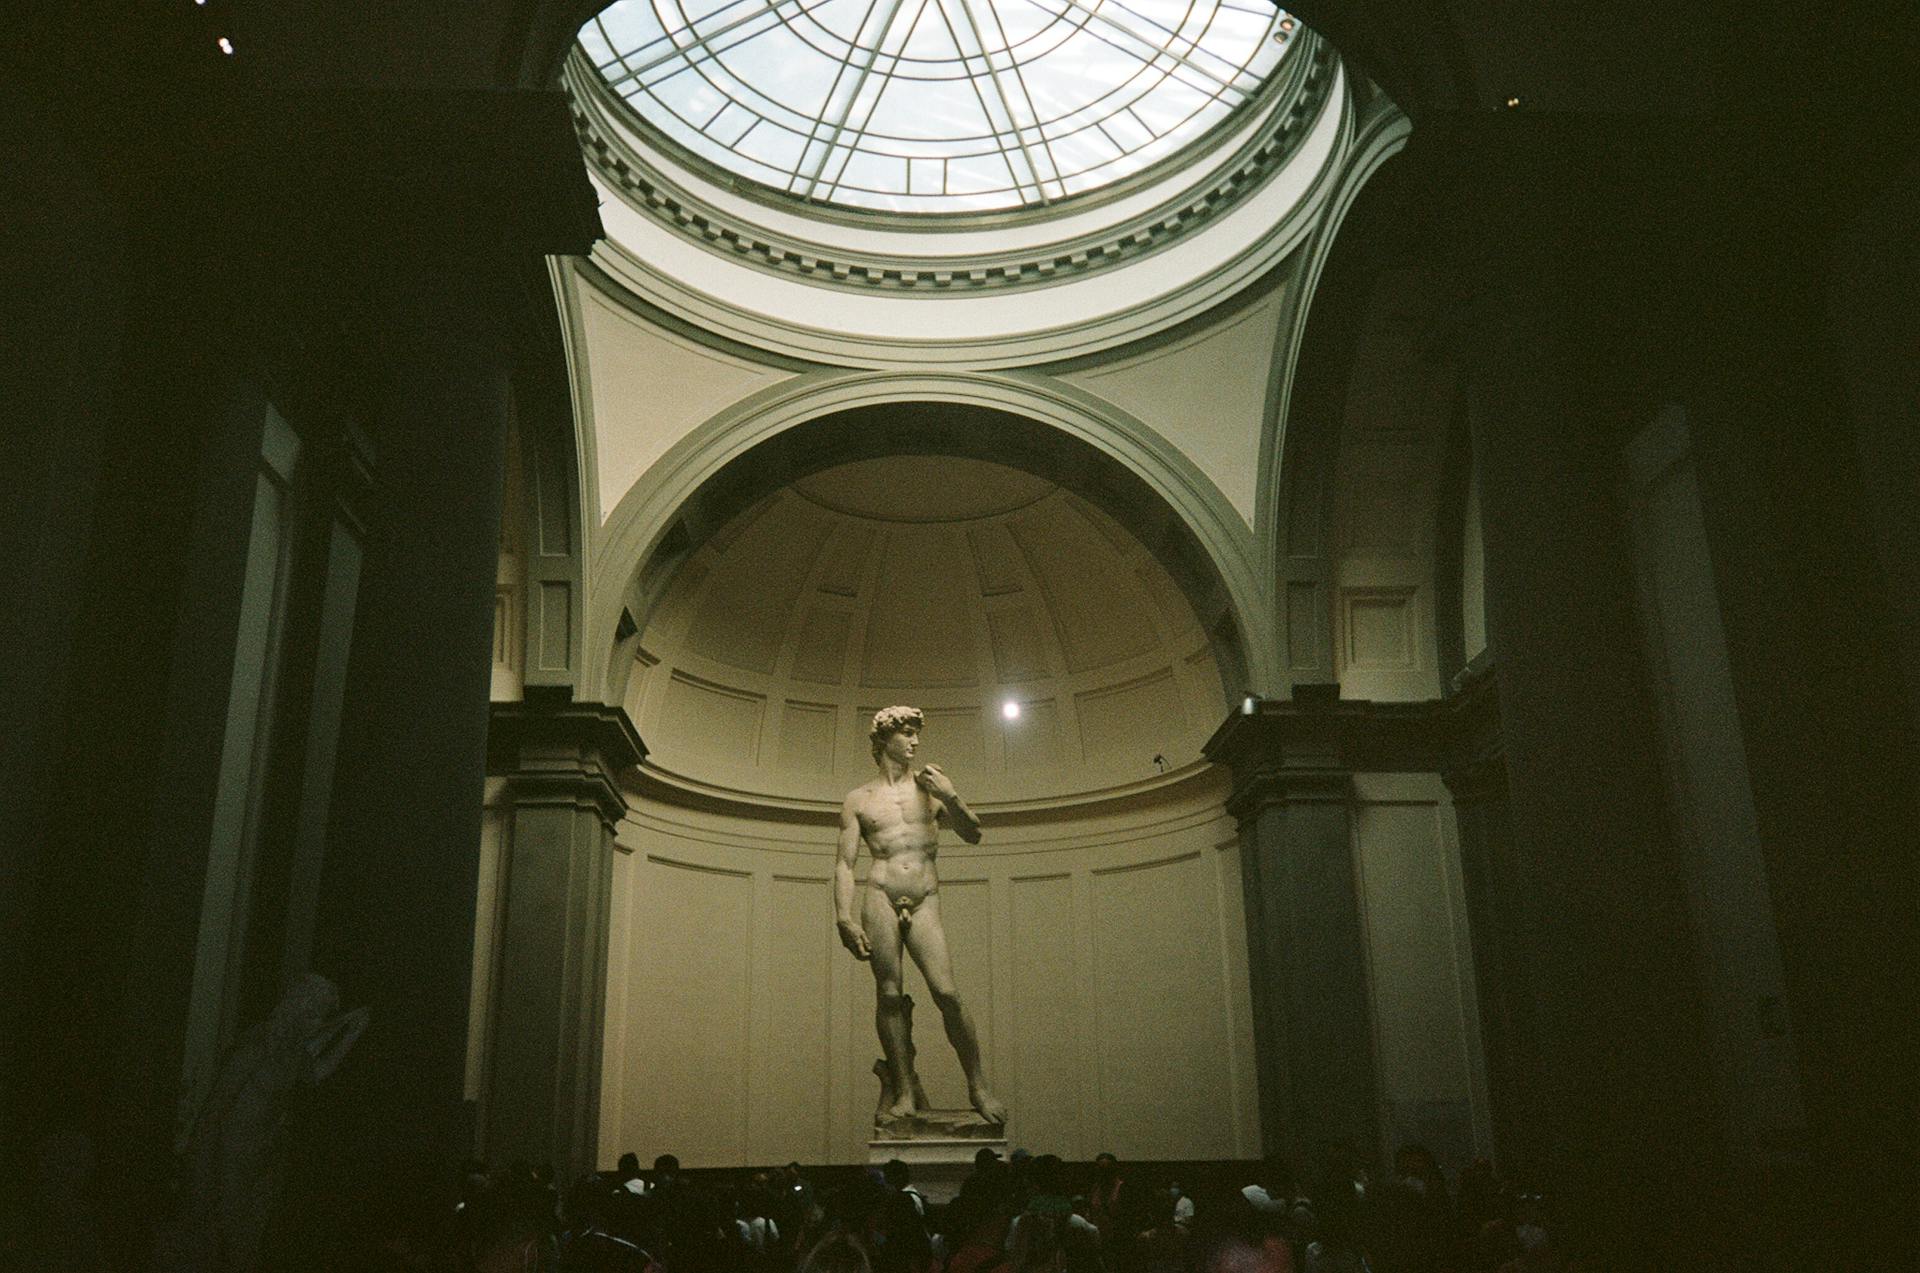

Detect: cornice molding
[565,37,1337,297]
[623,755,1229,829]
[569,62,1351,370]
[488,700,648,829]
[1205,671,1506,819]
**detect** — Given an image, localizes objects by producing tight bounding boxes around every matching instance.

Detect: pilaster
[1434,667,1534,1180]
[481,700,644,1179]
[1207,690,1373,1176]
[1207,673,1523,1183]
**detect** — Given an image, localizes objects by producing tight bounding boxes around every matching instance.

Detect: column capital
[1206,690,1439,777]
[487,700,645,831]
[1207,675,1510,819]
[1223,766,1354,822]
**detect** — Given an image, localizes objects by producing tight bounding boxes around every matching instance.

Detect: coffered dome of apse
[623,455,1227,808]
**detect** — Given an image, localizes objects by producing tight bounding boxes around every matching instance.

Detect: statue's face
[883,724,920,764]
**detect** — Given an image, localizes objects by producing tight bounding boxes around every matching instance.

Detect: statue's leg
[899,995,932,1110]
[903,895,1007,1125]
[864,887,918,1119]
[873,1058,896,1123]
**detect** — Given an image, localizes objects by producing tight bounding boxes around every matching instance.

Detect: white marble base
[868,1111,1007,1203]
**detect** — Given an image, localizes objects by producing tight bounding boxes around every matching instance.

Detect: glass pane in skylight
[587,0,1298,212]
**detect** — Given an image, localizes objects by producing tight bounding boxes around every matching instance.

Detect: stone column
[292,268,516,1243]
[1677,160,1919,1262]
[1467,293,1728,1262]
[1209,698,1379,1177]
[482,700,643,1180]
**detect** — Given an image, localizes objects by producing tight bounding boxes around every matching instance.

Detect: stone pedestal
[869,1114,1005,1203]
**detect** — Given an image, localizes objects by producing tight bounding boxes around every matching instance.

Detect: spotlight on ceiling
[1002,700,1021,721]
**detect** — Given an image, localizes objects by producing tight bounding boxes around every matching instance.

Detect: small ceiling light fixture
[1002,700,1021,721]
[1241,695,1259,716]
[217,36,235,54]
[1505,95,1522,109]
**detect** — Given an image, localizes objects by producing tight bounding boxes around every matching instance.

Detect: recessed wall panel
[685,500,831,673]
[920,705,984,779]
[625,858,753,1165]
[778,701,838,776]
[1091,852,1236,1158]
[791,606,853,683]
[966,523,1026,596]
[1286,580,1326,671]
[1344,588,1416,669]
[987,606,1050,681]
[753,877,835,1163]
[1010,875,1079,1152]
[815,523,876,597]
[1002,697,1060,775]
[660,672,765,765]
[1075,669,1182,770]
[1009,514,1157,673]
[861,527,977,687]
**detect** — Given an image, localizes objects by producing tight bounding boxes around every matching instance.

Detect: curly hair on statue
[869,705,924,764]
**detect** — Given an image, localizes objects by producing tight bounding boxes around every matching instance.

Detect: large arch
[586,371,1275,707]
[1258,101,1412,689]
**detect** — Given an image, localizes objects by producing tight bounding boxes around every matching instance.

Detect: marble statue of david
[837,706,1006,1125]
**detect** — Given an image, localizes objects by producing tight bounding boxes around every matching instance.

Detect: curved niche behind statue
[598,457,1261,1165]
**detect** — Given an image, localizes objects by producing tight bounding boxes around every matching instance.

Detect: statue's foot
[883,1092,919,1121]
[969,1084,1007,1126]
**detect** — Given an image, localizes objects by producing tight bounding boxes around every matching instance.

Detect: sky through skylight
[583,0,1297,213]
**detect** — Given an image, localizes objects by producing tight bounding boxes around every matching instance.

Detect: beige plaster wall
[598,770,1262,1167]
[1060,286,1289,533]
[574,272,796,526]
[588,769,1494,1172]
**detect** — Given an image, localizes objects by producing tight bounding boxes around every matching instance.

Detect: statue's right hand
[837,919,871,961]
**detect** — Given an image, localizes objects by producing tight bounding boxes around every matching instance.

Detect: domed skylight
[582,0,1298,214]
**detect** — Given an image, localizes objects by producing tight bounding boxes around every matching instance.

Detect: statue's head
[869,705,924,766]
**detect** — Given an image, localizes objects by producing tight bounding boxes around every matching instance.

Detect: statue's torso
[854,777,940,903]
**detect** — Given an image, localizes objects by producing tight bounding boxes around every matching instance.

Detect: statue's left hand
[914,764,958,800]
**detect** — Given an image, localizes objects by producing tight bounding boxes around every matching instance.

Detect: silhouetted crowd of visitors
[0,1129,1590,1272]
[420,1143,1586,1273]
